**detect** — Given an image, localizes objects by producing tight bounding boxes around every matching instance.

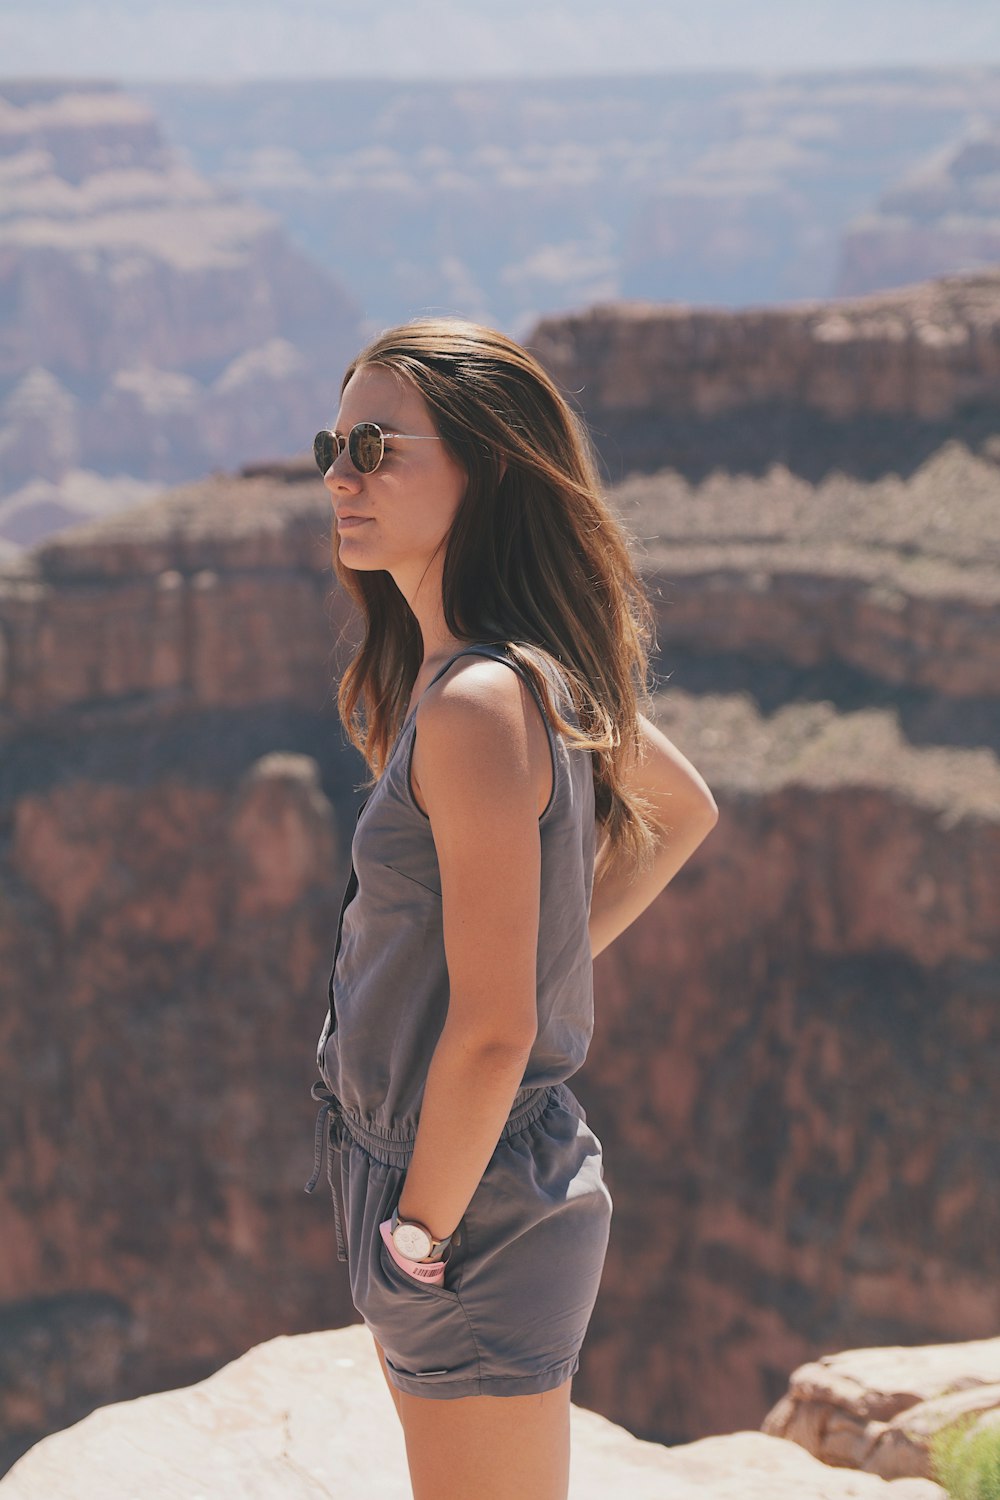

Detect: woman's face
[324,365,467,591]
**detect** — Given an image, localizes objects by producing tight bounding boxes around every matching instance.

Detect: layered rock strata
[0,82,361,547]
[0,289,997,1467]
[530,271,1000,483]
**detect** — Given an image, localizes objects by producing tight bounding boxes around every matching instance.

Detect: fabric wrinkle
[304,640,610,1399]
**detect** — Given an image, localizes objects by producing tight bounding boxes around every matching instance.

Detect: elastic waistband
[304,1079,569,1262]
[338,1081,558,1168]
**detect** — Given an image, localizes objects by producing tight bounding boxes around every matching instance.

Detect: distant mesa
[7,71,1000,550]
[0,79,362,550]
[144,68,1000,329]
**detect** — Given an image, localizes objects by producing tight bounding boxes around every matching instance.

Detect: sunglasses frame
[314,422,442,476]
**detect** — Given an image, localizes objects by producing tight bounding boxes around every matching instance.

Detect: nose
[323,452,362,494]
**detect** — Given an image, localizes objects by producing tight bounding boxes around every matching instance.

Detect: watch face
[394,1223,432,1260]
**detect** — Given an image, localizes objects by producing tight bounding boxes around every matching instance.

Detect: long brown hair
[329,316,662,880]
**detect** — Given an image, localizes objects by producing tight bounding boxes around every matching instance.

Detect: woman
[305,317,719,1500]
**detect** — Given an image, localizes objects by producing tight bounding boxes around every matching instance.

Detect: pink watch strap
[379,1217,446,1285]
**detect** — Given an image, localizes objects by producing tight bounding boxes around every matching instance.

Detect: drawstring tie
[304,1079,349,1262]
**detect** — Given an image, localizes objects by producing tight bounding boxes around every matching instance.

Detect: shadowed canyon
[1,259,997,1475]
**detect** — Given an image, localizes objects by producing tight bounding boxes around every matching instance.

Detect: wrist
[392,1200,454,1261]
[397,1202,452,1248]
[379,1218,447,1282]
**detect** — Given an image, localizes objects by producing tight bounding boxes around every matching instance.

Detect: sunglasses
[314,422,442,476]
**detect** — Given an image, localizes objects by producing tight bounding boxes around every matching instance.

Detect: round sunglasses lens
[350,423,384,474]
[314,431,337,473]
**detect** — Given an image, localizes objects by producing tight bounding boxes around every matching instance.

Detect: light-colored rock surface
[146,69,1000,348]
[764,1336,1000,1478]
[0,81,361,547]
[0,1327,946,1500]
[533,270,1000,424]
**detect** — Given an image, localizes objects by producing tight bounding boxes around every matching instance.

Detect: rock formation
[529,269,1000,483]
[764,1334,1000,1481]
[0,1326,952,1499]
[0,270,997,1473]
[142,68,1000,336]
[0,81,361,549]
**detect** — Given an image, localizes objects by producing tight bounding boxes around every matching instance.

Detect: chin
[333,531,400,574]
[333,551,382,572]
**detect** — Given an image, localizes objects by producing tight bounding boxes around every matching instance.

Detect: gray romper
[305,641,612,1399]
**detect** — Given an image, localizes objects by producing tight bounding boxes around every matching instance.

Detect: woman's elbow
[444,1009,537,1059]
[661,790,720,834]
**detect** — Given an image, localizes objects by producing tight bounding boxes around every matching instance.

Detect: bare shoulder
[410,655,551,819]
[423,652,528,726]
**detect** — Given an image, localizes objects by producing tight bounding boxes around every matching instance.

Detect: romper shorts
[309,1078,613,1400]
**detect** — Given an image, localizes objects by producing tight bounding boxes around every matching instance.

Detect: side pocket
[377,1221,463,1302]
[379,1217,446,1285]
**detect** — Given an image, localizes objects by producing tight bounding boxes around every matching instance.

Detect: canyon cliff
[0,267,997,1473]
[529,267,1000,485]
[144,67,1000,333]
[0,81,361,548]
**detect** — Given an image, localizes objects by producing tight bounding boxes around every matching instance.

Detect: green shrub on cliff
[931,1412,1000,1499]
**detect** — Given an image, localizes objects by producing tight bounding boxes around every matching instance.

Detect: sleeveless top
[315,641,597,1136]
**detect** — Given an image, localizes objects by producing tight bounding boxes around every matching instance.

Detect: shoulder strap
[435,642,561,761]
[425,641,510,689]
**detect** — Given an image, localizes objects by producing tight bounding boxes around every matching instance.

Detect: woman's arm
[589,713,719,960]
[395,661,546,1246]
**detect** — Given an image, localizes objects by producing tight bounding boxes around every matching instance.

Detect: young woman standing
[305,318,719,1500]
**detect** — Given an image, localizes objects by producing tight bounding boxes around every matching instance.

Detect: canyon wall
[530,269,1000,484]
[143,68,1000,333]
[0,271,997,1469]
[0,82,361,548]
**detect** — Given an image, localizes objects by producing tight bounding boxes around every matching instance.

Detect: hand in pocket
[379,1218,446,1285]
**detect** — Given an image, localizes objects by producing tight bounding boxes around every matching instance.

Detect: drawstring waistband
[305,1078,563,1265]
[304,1079,351,1261]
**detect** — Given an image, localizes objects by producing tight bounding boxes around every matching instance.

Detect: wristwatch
[390,1203,452,1262]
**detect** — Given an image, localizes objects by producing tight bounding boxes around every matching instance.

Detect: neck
[392,558,467,669]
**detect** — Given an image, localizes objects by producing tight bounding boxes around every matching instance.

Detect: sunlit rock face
[144,68,1000,340]
[0,1327,953,1500]
[0,80,362,548]
[764,1335,1000,1481]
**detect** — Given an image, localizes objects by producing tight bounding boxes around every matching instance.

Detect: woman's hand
[389,656,545,1242]
[590,712,719,958]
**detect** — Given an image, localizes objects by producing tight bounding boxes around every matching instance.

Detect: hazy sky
[3,0,1000,79]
